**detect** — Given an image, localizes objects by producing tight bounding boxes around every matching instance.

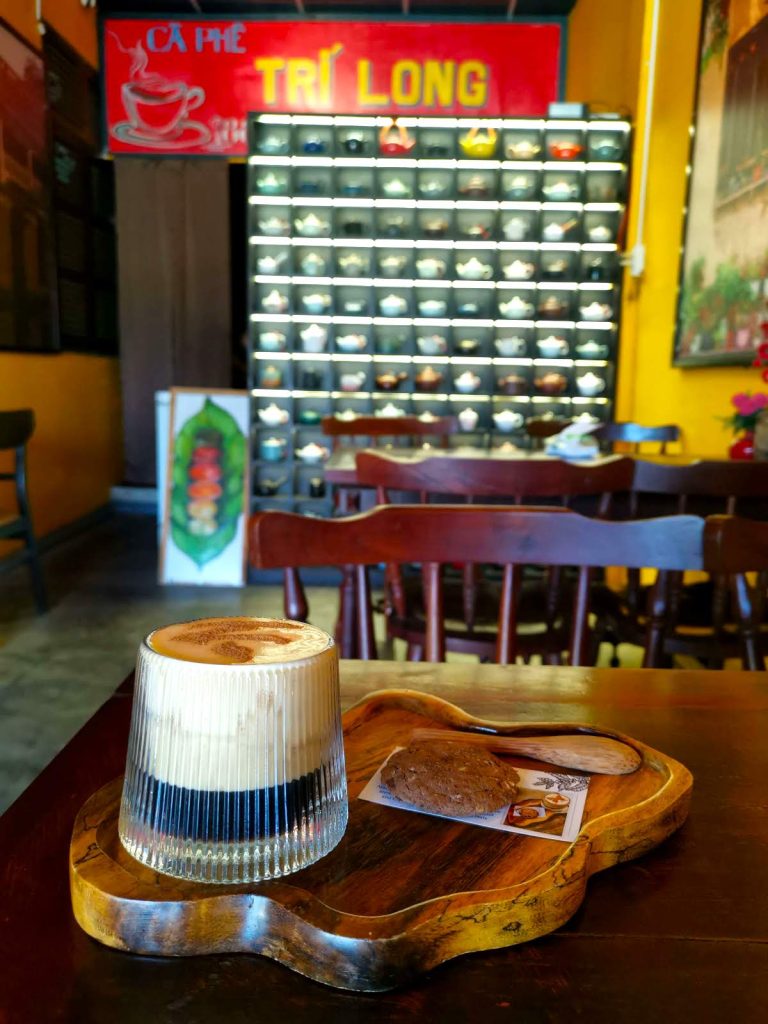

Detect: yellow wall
[566,0,646,116]
[1,2,121,552]
[614,0,755,455]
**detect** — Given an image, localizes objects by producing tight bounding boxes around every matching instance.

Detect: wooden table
[2,662,767,1023]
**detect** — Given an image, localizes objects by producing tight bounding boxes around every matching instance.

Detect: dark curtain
[115,159,231,484]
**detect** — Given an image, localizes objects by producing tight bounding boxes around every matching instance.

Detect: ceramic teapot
[423,217,450,239]
[260,365,283,389]
[535,372,568,395]
[259,330,286,352]
[502,217,530,242]
[542,219,577,242]
[415,257,446,279]
[539,295,571,319]
[335,333,367,353]
[299,251,327,276]
[454,371,481,394]
[493,409,525,433]
[497,374,528,396]
[542,256,571,280]
[257,253,287,275]
[257,215,289,236]
[301,135,326,154]
[587,224,613,243]
[379,118,416,155]
[376,334,405,355]
[575,371,607,397]
[295,442,329,464]
[258,403,290,427]
[298,408,322,425]
[505,174,536,200]
[418,298,448,318]
[575,339,609,359]
[548,139,583,160]
[261,289,288,314]
[294,212,330,237]
[376,402,406,418]
[382,213,408,237]
[590,136,624,160]
[300,323,328,352]
[495,336,527,357]
[579,301,613,322]
[455,338,480,356]
[379,253,408,277]
[301,292,331,314]
[542,179,578,201]
[537,335,569,358]
[504,138,541,159]
[335,409,359,422]
[416,335,447,356]
[374,370,408,392]
[259,436,287,461]
[339,370,367,392]
[419,178,450,198]
[257,475,287,496]
[414,366,444,392]
[459,175,491,197]
[456,257,492,280]
[458,407,480,432]
[459,125,498,159]
[379,293,408,317]
[499,295,535,319]
[381,177,411,198]
[503,259,536,281]
[337,251,368,276]
[257,134,288,155]
[256,171,286,195]
[342,134,366,154]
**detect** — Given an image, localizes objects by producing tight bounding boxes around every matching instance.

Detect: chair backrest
[249,505,704,664]
[632,459,768,514]
[0,410,35,452]
[597,422,680,453]
[355,451,635,515]
[524,417,572,450]
[321,415,458,451]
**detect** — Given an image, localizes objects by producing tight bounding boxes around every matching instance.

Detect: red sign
[103,18,562,156]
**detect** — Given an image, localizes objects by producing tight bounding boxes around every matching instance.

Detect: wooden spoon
[409,728,642,775]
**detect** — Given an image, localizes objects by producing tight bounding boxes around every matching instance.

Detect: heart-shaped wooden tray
[70,689,692,991]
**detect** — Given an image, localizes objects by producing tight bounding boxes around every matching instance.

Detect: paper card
[359,747,590,843]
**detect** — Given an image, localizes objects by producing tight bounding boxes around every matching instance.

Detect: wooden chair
[0,409,47,612]
[596,422,680,454]
[321,415,458,451]
[524,417,572,451]
[619,459,768,665]
[249,504,711,665]
[354,451,634,661]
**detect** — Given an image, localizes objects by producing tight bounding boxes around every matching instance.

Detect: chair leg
[335,565,358,658]
[25,528,47,614]
[731,573,765,671]
[643,570,669,668]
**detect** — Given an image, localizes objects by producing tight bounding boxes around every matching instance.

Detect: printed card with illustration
[359,748,590,842]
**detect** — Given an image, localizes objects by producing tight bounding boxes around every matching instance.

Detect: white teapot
[335,333,367,353]
[339,370,367,392]
[299,251,327,275]
[537,335,569,358]
[456,257,492,280]
[257,214,289,236]
[493,409,525,433]
[261,289,288,313]
[454,371,481,394]
[415,257,446,279]
[376,402,406,418]
[499,295,535,319]
[258,403,290,427]
[579,301,613,322]
[575,372,607,397]
[379,253,408,277]
[379,293,408,316]
[294,212,330,236]
[503,259,536,281]
[257,253,287,274]
[295,442,329,464]
[299,323,328,353]
[458,407,479,431]
[338,252,368,276]
[301,292,331,314]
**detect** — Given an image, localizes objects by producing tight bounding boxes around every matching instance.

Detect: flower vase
[729,432,755,460]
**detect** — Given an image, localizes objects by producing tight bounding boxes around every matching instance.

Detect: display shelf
[247,112,629,512]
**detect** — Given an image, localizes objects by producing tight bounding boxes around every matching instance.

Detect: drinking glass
[118,620,347,884]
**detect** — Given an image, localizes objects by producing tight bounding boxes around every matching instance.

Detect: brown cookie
[380,740,520,816]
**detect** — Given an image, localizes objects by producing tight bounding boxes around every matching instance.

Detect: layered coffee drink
[118,617,347,884]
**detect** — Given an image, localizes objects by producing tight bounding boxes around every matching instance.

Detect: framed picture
[160,388,250,586]
[0,17,56,351]
[675,0,768,366]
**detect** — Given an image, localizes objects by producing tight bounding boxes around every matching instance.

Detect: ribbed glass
[118,630,347,883]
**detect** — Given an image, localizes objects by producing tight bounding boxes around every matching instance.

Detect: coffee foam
[149,617,331,665]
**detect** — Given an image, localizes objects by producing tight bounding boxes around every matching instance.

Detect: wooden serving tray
[70,689,693,991]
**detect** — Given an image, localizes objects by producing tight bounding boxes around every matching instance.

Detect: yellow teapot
[459,125,498,159]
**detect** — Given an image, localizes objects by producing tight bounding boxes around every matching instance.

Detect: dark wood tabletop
[323,446,712,486]
[3,662,768,1023]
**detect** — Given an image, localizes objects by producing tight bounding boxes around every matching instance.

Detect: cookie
[380,740,520,816]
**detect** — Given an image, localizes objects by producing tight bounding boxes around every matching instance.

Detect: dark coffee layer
[135,768,323,842]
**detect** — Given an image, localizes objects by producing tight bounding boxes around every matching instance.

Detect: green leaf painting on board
[170,398,246,568]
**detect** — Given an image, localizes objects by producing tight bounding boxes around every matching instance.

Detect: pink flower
[732,392,753,414]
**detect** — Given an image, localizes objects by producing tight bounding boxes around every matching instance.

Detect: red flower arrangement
[724,321,768,435]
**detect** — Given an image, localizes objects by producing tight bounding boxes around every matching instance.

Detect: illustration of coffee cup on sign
[110,37,212,149]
